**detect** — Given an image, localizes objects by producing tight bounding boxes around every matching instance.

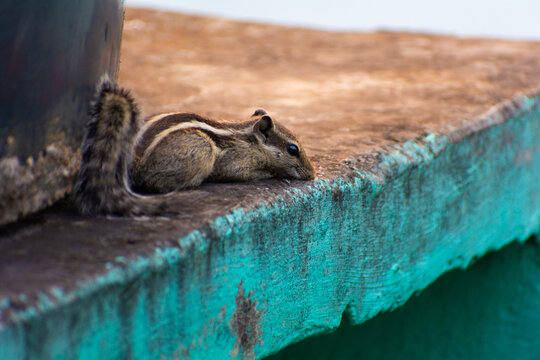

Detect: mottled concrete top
[120,8,540,176]
[1,6,540,337]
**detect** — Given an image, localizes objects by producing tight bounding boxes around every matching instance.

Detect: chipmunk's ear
[253,115,274,142]
[251,108,267,117]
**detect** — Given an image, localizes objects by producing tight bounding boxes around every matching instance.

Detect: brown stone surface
[120,8,540,178]
[2,7,540,322]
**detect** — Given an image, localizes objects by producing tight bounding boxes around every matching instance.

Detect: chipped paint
[268,239,540,359]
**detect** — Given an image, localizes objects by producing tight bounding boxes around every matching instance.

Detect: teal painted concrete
[1,94,540,359]
[267,238,540,360]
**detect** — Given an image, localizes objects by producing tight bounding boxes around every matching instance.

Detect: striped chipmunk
[73,78,315,216]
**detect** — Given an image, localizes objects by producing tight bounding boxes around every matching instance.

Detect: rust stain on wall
[229,281,263,360]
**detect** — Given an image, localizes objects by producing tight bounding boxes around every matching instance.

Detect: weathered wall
[1,95,539,359]
[267,238,540,360]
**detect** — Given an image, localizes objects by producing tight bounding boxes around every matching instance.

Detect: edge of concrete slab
[1,88,540,359]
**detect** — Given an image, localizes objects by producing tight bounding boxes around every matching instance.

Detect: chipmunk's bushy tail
[73,78,166,215]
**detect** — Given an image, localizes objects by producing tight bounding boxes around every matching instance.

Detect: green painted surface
[1,95,540,359]
[266,238,540,360]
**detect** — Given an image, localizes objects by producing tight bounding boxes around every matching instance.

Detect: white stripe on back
[144,121,235,156]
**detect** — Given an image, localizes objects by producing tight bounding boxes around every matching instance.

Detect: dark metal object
[0,0,124,159]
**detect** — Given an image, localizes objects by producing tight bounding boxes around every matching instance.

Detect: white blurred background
[126,0,540,40]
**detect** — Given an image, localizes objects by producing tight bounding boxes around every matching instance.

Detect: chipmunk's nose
[296,165,316,180]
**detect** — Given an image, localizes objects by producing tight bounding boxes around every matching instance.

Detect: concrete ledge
[1,8,540,360]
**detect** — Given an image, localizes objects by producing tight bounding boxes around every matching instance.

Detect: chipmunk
[73,79,315,216]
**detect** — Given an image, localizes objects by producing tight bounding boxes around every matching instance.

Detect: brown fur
[74,80,315,215]
[133,129,216,193]
[73,78,167,215]
[131,110,315,193]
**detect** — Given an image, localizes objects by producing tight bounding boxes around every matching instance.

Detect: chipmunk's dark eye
[287,144,299,157]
